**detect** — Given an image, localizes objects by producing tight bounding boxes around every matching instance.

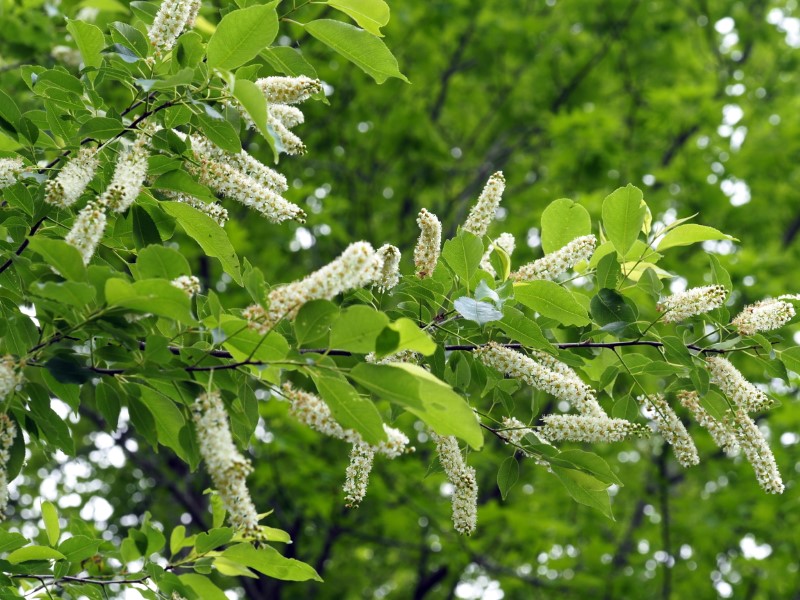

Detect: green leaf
[294,300,338,347]
[109,22,148,58]
[213,315,289,363]
[551,466,614,520]
[327,0,390,37]
[453,297,503,325]
[329,305,389,352]
[497,456,519,500]
[78,117,123,140]
[661,336,693,368]
[41,502,60,546]
[169,525,186,556]
[153,170,216,203]
[28,238,87,281]
[658,224,736,251]
[7,545,66,564]
[780,347,800,374]
[304,20,408,84]
[59,535,101,563]
[602,184,646,255]
[136,386,189,462]
[207,5,279,70]
[514,281,591,327]
[135,245,192,280]
[497,306,554,351]
[540,198,592,254]
[161,201,242,284]
[0,89,22,136]
[232,78,276,159]
[261,46,319,78]
[30,281,95,307]
[611,396,639,421]
[708,254,732,291]
[196,113,241,154]
[222,543,323,582]
[0,530,28,554]
[179,574,228,600]
[441,231,483,288]
[195,528,234,554]
[349,363,483,449]
[590,288,637,327]
[595,253,621,289]
[310,370,386,445]
[375,317,436,357]
[66,19,106,69]
[553,449,624,486]
[105,278,197,325]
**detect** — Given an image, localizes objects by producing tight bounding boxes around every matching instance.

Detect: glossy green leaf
[514,281,591,327]
[602,184,646,255]
[28,237,87,281]
[441,231,483,288]
[375,317,436,357]
[222,543,323,582]
[541,198,592,254]
[310,370,386,445]
[7,545,66,564]
[329,305,389,352]
[551,466,614,520]
[66,19,105,69]
[41,502,60,546]
[206,4,279,70]
[294,300,339,347]
[105,278,197,325]
[327,0,390,37]
[497,455,519,500]
[658,224,736,251]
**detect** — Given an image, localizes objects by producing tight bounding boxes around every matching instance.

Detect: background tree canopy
[0,0,799,598]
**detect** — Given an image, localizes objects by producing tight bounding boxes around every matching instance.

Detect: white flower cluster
[148,0,201,57]
[732,298,795,336]
[707,356,773,413]
[0,157,24,189]
[245,242,382,332]
[498,416,532,447]
[365,350,420,365]
[657,285,727,322]
[511,235,596,282]
[731,408,784,494]
[192,391,263,540]
[256,76,323,105]
[431,433,477,535]
[44,147,99,208]
[414,208,441,278]
[0,414,16,521]
[678,391,738,455]
[51,45,82,67]
[375,244,401,291]
[343,442,375,508]
[186,134,305,223]
[268,104,306,155]
[539,414,645,443]
[171,275,201,296]
[164,191,229,226]
[480,232,516,278]
[101,132,150,213]
[476,343,605,417]
[65,201,107,265]
[0,356,22,402]
[637,394,699,467]
[462,172,505,237]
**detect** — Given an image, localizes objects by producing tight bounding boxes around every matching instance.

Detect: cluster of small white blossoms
[431,433,477,535]
[730,408,784,494]
[171,275,201,296]
[282,383,410,506]
[480,232,516,277]
[732,298,796,336]
[462,172,505,237]
[657,285,727,322]
[193,391,263,540]
[44,147,99,208]
[498,416,532,447]
[163,191,229,226]
[706,356,773,413]
[637,394,699,467]
[365,349,420,365]
[0,414,16,521]
[184,133,305,224]
[0,157,24,189]
[101,132,151,213]
[375,244,401,291]
[511,235,597,282]
[257,76,323,105]
[476,343,605,417]
[678,391,738,455]
[414,208,442,278]
[147,0,200,58]
[538,414,646,443]
[0,356,23,402]
[65,201,107,265]
[245,242,382,333]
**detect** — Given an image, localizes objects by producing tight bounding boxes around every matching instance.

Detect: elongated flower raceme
[476,342,606,418]
[343,442,375,508]
[0,157,24,189]
[44,147,98,208]
[499,416,532,447]
[432,433,477,535]
[65,200,108,265]
[637,394,699,467]
[0,356,22,402]
[462,172,505,237]
[480,232,516,277]
[707,356,773,412]
[193,391,263,540]
[656,285,727,322]
[246,242,382,332]
[163,191,229,226]
[538,414,646,443]
[148,0,201,57]
[256,76,323,105]
[678,391,738,455]
[512,235,597,282]
[732,298,795,336]
[414,208,442,278]
[101,133,150,213]
[0,414,16,521]
[365,350,420,365]
[375,244,401,291]
[171,275,201,296]
[268,104,307,155]
[731,408,784,494]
